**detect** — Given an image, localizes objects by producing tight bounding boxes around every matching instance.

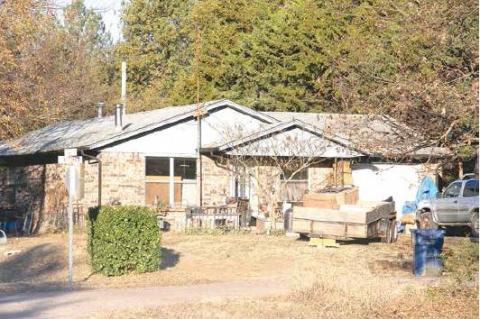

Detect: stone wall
[0,165,45,231]
[199,157,338,215]
[201,155,231,206]
[0,152,147,232]
[98,152,146,206]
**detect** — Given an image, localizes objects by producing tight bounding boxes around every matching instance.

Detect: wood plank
[293,201,394,224]
[303,198,339,209]
[291,219,368,238]
[302,187,358,206]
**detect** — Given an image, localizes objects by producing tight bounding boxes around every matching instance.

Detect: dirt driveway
[0,277,291,319]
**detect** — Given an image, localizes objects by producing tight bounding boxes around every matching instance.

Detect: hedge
[87,205,161,276]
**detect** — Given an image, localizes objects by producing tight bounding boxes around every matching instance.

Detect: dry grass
[1,231,478,319]
[0,230,417,293]
[98,268,478,319]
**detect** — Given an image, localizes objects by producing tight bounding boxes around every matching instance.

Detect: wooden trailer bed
[292,201,396,241]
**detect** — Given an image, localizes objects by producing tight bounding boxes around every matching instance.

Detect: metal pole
[67,166,74,289]
[194,22,202,209]
[121,61,127,115]
[196,115,202,208]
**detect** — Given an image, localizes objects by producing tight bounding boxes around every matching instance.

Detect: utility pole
[194,23,203,209]
[121,61,127,115]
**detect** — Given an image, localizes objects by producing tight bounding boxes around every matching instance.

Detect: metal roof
[0,100,450,159]
[263,112,450,158]
[0,99,277,157]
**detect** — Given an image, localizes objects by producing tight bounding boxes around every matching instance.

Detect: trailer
[291,200,397,243]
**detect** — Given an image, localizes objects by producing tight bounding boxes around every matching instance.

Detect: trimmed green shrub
[87,205,161,276]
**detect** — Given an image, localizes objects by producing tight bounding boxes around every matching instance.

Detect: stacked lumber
[302,187,358,208]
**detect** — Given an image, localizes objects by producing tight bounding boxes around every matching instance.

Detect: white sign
[64,164,85,201]
[58,156,83,165]
[64,148,78,157]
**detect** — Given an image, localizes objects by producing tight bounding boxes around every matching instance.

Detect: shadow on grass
[296,235,382,246]
[0,244,63,284]
[0,291,81,319]
[160,247,180,270]
[443,226,472,237]
[338,237,382,246]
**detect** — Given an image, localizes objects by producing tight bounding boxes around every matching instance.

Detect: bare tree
[205,120,362,230]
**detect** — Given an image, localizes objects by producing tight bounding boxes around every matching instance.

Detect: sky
[56,0,124,42]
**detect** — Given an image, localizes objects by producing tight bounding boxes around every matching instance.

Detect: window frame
[280,167,309,182]
[145,156,197,208]
[444,181,462,198]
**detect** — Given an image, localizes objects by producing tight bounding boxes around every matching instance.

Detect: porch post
[169,157,174,207]
[196,114,202,208]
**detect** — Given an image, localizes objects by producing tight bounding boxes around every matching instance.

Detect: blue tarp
[415,176,438,203]
[398,176,439,232]
[402,201,417,215]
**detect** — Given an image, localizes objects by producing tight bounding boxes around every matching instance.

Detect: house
[0,99,450,231]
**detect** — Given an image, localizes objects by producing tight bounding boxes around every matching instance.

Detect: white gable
[102,106,268,157]
[224,127,362,158]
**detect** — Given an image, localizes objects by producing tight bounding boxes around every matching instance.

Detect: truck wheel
[470,211,479,238]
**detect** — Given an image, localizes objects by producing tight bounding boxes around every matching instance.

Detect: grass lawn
[0,231,478,318]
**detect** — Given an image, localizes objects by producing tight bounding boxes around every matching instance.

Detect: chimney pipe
[96,102,104,118]
[115,104,123,129]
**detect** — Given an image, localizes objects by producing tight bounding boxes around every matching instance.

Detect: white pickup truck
[416,178,479,237]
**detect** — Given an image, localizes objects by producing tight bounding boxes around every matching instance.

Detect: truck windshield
[463,180,479,197]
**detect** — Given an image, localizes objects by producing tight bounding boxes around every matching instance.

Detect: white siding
[102,107,268,156]
[226,128,362,158]
[352,163,438,213]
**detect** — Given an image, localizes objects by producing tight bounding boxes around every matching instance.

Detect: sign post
[58,149,83,289]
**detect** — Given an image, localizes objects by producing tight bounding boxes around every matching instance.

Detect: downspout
[197,114,202,208]
[80,150,102,207]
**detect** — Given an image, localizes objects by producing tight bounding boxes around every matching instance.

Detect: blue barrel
[411,229,445,276]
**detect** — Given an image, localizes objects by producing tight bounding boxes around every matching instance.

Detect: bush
[87,205,161,276]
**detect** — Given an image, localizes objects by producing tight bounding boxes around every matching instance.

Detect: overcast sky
[56,0,124,42]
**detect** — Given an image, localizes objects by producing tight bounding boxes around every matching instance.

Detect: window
[145,157,197,207]
[174,158,196,180]
[281,168,308,181]
[146,157,169,176]
[463,180,479,197]
[444,182,462,198]
[281,167,308,202]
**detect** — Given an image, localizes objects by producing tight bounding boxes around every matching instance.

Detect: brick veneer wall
[0,152,146,232]
[98,152,145,206]
[0,166,46,231]
[201,155,231,206]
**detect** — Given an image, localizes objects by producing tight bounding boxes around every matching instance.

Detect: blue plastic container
[411,229,445,276]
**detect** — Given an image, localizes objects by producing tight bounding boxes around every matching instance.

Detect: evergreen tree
[117,0,478,155]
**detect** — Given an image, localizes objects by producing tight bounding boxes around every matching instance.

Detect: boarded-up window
[281,168,308,202]
[145,157,196,207]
